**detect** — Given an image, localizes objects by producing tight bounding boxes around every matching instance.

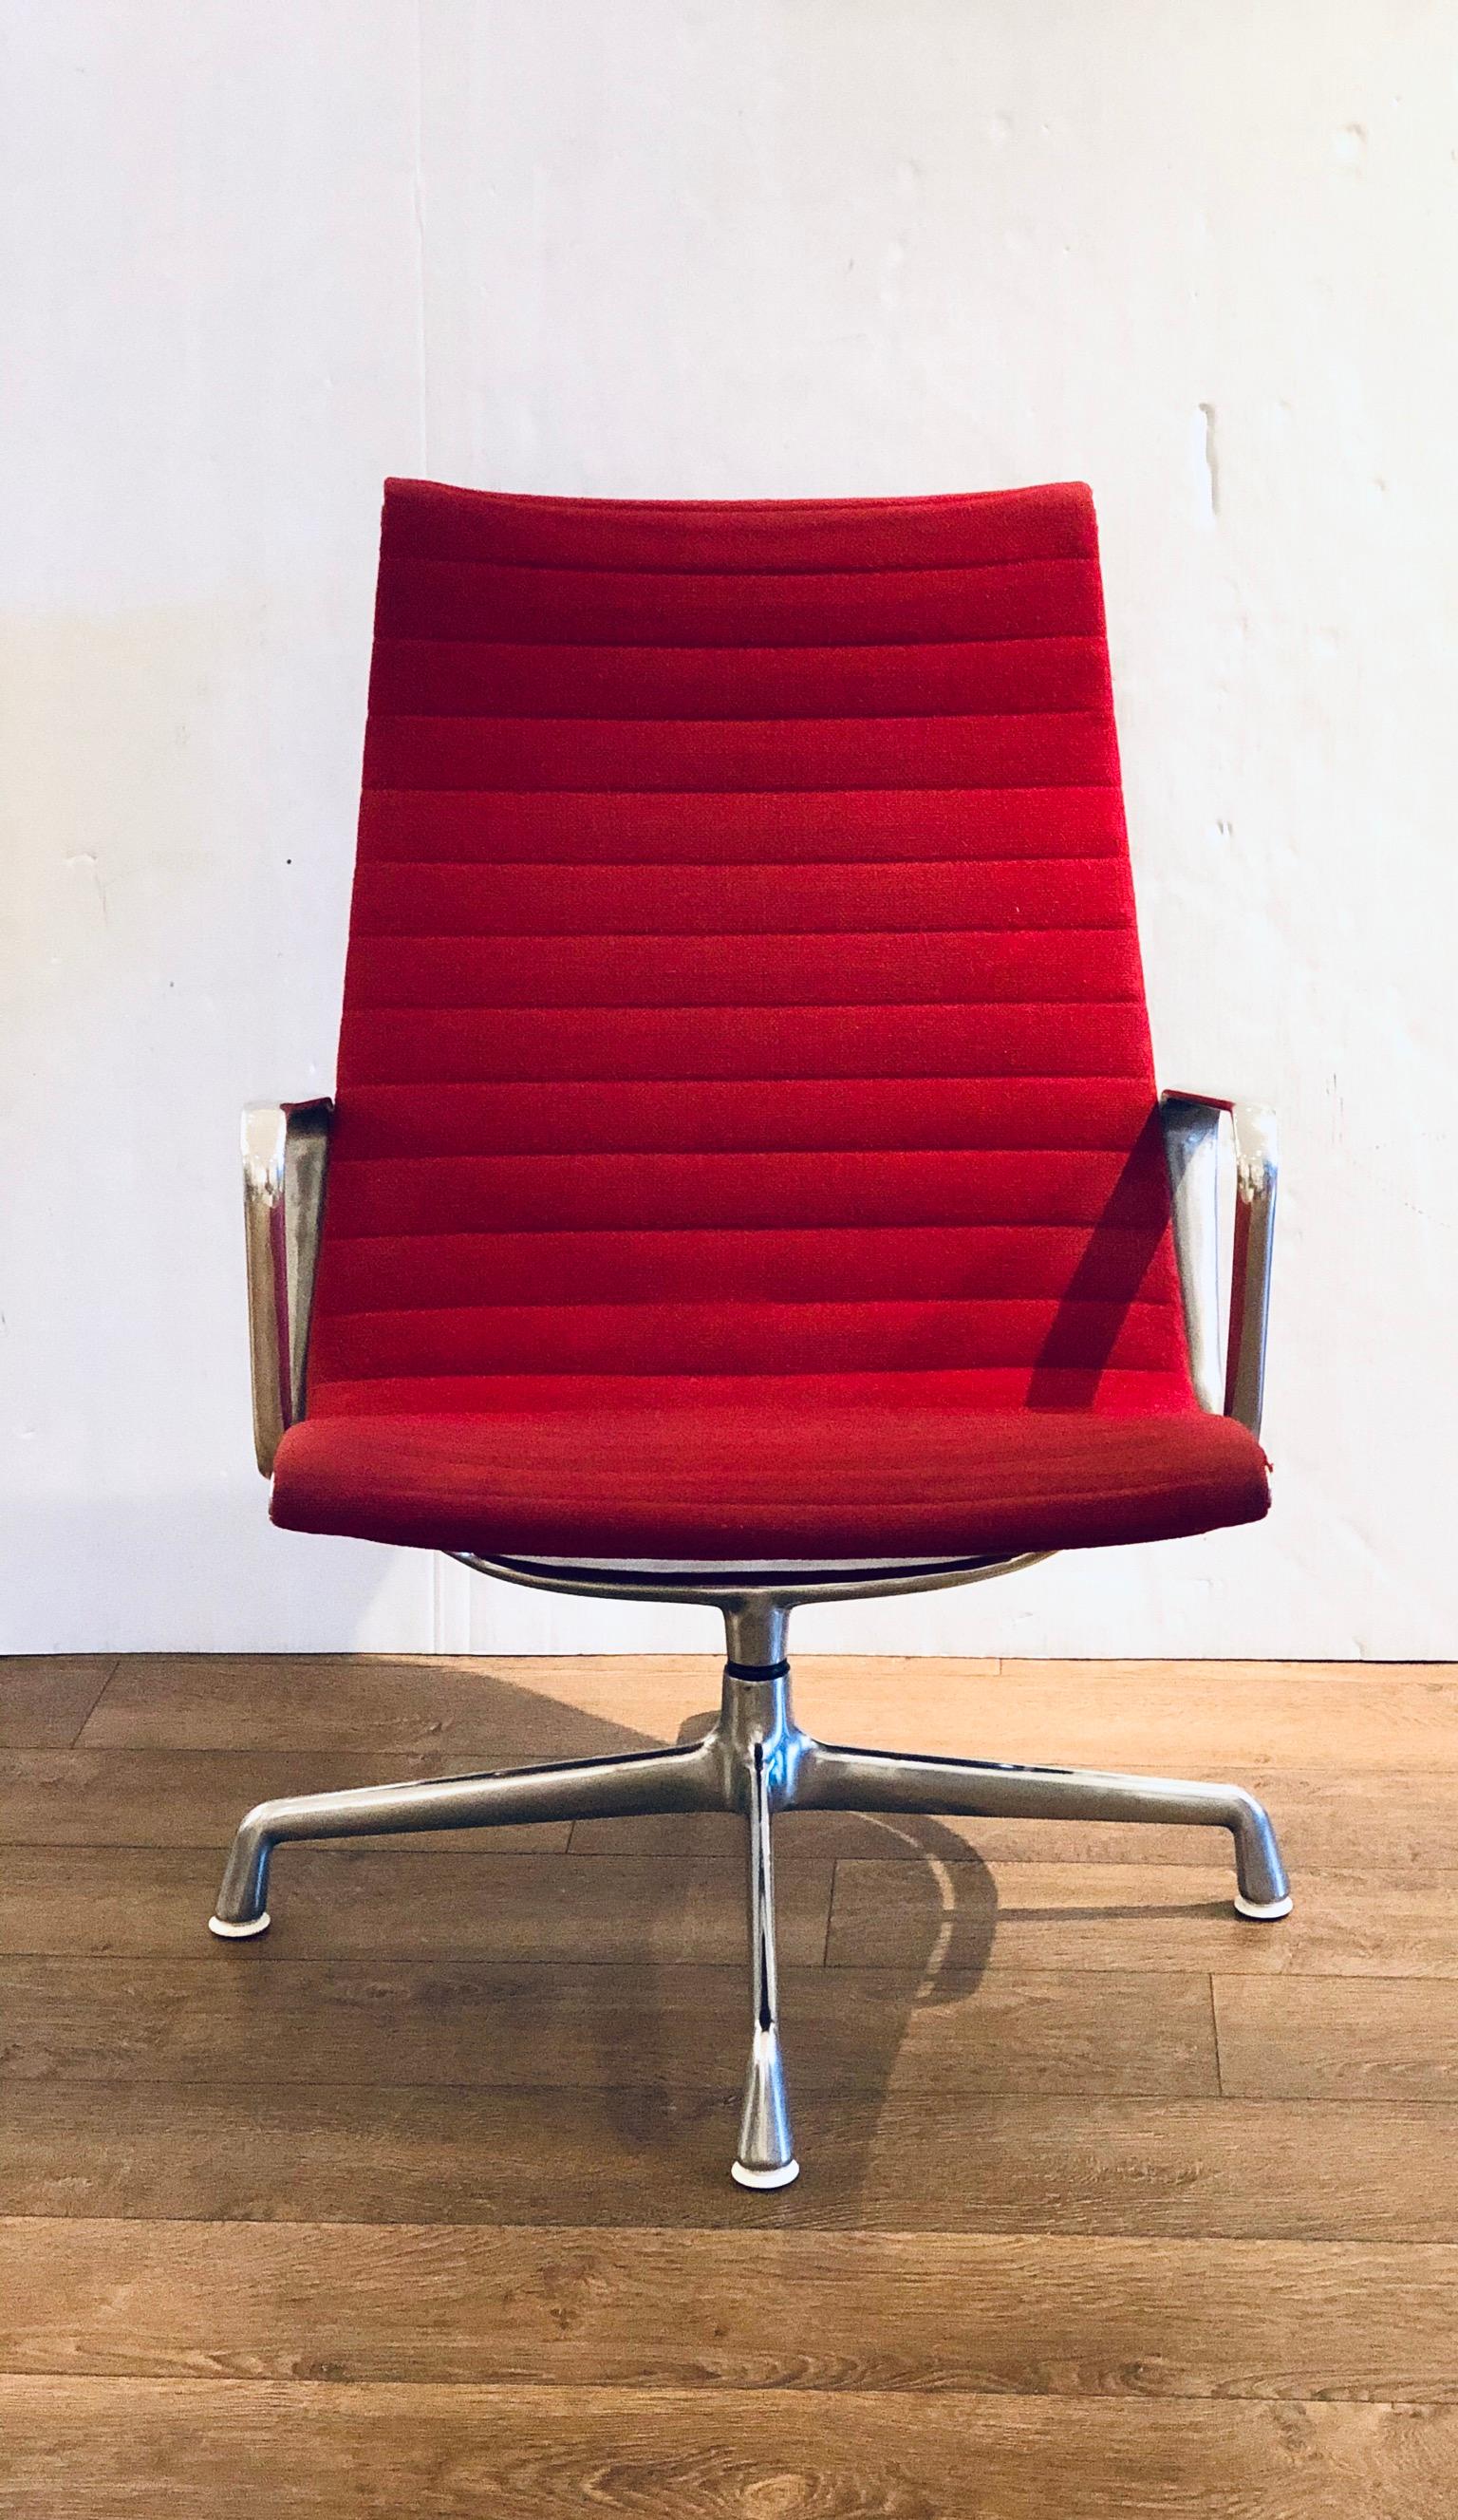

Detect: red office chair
[215,480,1288,2189]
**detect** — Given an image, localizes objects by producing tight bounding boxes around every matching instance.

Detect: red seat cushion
[280,479,1273,1569]
[271,1374,1269,1561]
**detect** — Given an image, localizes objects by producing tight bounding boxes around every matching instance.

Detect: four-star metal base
[210,1621,1291,2189]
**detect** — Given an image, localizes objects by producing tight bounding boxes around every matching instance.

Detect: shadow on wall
[1026,1115,1177,1409]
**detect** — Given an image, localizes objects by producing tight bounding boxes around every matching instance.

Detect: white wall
[3,0,1454,1658]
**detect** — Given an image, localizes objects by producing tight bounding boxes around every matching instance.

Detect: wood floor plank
[0,1750,569,1850]
[1216,1976,1458,2099]
[80,1653,1458,1773]
[55,1838,1447,1983]
[75,1654,728,1753]
[0,1845,832,1965]
[4,2083,1457,2239]
[828,1858,1458,1976]
[4,2376,1457,2517]
[0,1659,117,1750]
[6,2219,1457,2400]
[0,1957,1217,2097]
[0,1842,787,1965]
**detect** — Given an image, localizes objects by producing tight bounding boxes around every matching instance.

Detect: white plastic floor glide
[731,2159,801,2191]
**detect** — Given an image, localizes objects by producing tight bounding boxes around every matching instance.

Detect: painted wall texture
[3,2,1454,1656]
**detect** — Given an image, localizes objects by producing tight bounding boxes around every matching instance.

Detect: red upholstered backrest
[306,480,1194,1416]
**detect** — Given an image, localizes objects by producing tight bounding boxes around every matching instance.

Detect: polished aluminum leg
[732,1730,798,2191]
[208,1738,724,1937]
[797,1741,1292,1917]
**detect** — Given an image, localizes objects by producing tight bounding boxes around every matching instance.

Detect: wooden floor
[4,1651,1458,2515]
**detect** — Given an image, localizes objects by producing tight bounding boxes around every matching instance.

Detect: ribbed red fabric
[272,479,1269,1559]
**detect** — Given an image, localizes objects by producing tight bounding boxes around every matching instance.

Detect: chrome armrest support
[242,1099,333,1475]
[1158,1091,1278,1439]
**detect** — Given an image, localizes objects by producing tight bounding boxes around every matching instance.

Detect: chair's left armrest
[242,1099,334,1475]
[1158,1091,1278,1439]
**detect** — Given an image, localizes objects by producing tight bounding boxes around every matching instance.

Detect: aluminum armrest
[242,1099,333,1475]
[1158,1091,1278,1439]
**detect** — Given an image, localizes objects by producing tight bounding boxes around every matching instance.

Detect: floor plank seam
[1,2375,1453,2412]
[1206,1971,1224,2098]
[65,1658,122,1748]
[2,2369,1450,2406]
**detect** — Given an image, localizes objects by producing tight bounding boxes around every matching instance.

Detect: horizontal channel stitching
[381,550,1098,580]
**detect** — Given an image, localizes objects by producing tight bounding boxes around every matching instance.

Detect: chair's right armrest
[242,1099,333,1475]
[1158,1091,1278,1439]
